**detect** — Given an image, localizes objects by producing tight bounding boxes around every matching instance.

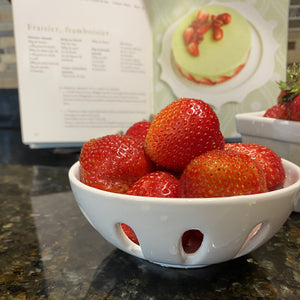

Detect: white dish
[69,160,300,268]
[157,2,279,110]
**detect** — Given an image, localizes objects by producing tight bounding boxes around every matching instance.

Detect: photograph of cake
[172,5,252,85]
[157,2,280,110]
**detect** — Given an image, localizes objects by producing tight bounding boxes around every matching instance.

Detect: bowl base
[149,260,208,269]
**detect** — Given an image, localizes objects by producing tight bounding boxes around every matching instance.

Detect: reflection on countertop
[0,129,299,299]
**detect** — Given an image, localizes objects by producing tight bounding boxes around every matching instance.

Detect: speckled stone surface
[0,130,299,299]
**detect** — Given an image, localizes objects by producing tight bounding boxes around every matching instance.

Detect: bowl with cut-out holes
[69,159,300,268]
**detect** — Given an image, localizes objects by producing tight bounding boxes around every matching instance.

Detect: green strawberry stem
[278,62,300,103]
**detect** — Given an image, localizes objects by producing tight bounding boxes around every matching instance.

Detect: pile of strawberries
[80,97,285,198]
[264,63,300,121]
[79,97,286,246]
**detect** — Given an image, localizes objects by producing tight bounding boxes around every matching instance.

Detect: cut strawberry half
[187,41,199,56]
[197,24,211,35]
[196,9,209,24]
[183,27,195,45]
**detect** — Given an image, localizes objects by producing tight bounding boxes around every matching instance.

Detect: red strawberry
[276,62,300,121]
[181,230,204,254]
[263,103,289,120]
[286,94,300,121]
[187,41,199,56]
[183,27,195,45]
[225,143,285,190]
[197,24,211,35]
[80,135,153,193]
[145,98,225,173]
[217,13,231,25]
[126,171,179,197]
[196,9,209,24]
[120,223,139,245]
[211,13,231,41]
[125,120,152,143]
[213,26,223,41]
[179,149,268,198]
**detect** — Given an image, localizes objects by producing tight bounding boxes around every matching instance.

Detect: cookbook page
[12,0,153,148]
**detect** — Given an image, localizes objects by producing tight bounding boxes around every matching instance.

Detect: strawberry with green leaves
[179,149,268,198]
[80,134,153,194]
[277,63,300,121]
[145,98,225,173]
[225,143,285,190]
[264,63,300,121]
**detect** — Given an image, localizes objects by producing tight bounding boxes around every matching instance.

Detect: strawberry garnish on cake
[183,10,232,55]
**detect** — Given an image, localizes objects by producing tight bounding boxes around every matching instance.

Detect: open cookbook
[12,0,289,148]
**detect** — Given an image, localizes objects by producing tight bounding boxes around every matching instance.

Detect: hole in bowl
[235,222,264,258]
[120,223,139,245]
[181,229,204,254]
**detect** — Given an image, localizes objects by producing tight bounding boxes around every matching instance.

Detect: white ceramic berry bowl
[69,159,300,268]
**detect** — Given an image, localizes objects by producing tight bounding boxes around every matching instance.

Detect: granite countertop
[0,129,299,300]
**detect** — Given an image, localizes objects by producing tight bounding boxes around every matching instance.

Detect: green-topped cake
[172,5,252,85]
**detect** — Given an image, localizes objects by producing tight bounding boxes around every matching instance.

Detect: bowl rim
[236,110,300,125]
[235,111,300,144]
[69,159,300,205]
